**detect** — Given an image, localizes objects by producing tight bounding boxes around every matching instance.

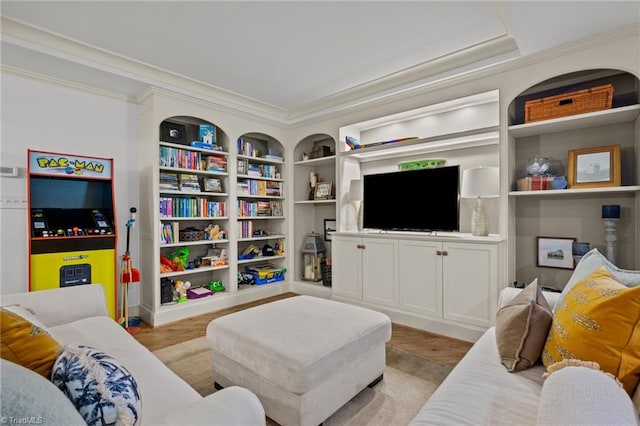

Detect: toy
[174,247,190,268]
[172,257,185,272]
[274,239,284,255]
[174,280,191,303]
[204,224,222,240]
[206,280,225,292]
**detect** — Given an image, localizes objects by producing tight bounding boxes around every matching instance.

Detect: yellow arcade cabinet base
[30,249,116,318]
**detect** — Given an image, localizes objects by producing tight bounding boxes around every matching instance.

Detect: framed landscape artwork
[537,236,576,269]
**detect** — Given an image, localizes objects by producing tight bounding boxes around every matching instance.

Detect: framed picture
[536,236,576,269]
[160,121,188,145]
[201,177,222,193]
[568,145,621,189]
[324,219,336,241]
[237,159,248,175]
[314,182,333,200]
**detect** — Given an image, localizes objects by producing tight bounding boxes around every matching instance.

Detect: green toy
[206,280,225,292]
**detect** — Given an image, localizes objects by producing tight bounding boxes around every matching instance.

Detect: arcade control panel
[31,208,115,238]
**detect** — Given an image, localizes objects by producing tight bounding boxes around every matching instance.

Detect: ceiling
[1,1,639,120]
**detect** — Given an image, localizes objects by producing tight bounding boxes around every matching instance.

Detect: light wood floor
[133,292,472,367]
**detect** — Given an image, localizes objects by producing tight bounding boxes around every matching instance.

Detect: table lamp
[602,204,620,264]
[348,179,363,232]
[461,166,499,236]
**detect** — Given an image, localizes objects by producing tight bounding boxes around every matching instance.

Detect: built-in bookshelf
[292,134,337,290]
[153,118,231,311]
[235,133,287,288]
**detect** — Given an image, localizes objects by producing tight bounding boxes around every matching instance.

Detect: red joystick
[73,227,79,235]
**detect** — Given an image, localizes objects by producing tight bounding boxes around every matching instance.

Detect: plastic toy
[173,247,190,268]
[206,280,225,292]
[174,280,191,303]
[204,224,222,240]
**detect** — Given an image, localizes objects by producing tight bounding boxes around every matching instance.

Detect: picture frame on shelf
[237,159,248,175]
[568,145,621,189]
[314,182,333,200]
[324,219,336,241]
[536,236,576,269]
[160,122,187,145]
[201,177,222,193]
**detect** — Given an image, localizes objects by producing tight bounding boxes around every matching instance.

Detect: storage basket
[524,84,613,123]
[179,229,205,241]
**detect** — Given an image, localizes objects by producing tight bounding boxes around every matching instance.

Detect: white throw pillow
[537,365,639,425]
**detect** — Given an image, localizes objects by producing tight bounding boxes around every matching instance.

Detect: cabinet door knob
[442,251,448,256]
[436,250,442,255]
[357,244,365,249]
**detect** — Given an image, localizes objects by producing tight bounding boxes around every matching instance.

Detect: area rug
[153,337,450,425]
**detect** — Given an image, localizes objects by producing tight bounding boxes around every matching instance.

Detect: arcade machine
[27,150,118,318]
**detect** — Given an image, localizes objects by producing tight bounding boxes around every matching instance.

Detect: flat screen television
[362,165,460,232]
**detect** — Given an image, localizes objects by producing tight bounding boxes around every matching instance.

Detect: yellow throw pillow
[0,306,61,378]
[542,266,640,395]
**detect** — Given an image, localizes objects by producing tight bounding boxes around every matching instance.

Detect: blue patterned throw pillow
[51,345,141,426]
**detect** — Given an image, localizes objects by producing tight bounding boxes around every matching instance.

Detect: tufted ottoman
[206,295,392,426]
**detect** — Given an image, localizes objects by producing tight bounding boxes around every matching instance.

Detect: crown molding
[1,64,136,103]
[286,23,640,127]
[0,17,289,121]
[286,34,519,120]
[2,16,638,128]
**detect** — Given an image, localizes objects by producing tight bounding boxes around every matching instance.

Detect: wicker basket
[179,229,205,242]
[524,84,613,123]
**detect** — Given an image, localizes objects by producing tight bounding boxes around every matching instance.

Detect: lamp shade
[602,204,620,219]
[349,179,363,202]
[461,166,500,198]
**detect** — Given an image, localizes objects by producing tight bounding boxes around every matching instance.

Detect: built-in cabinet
[333,233,500,339]
[397,240,498,328]
[292,134,337,287]
[332,235,397,306]
[506,69,640,287]
[236,133,287,289]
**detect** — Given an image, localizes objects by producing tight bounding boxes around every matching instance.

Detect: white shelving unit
[236,133,287,289]
[329,89,504,341]
[506,69,640,287]
[292,134,337,289]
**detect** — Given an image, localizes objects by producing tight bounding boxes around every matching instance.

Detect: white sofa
[411,287,640,426]
[0,284,265,426]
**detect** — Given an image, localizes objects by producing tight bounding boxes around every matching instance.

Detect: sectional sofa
[412,249,640,425]
[0,284,265,425]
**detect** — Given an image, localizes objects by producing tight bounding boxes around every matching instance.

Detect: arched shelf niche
[235,131,287,290]
[506,68,640,287]
[292,133,337,286]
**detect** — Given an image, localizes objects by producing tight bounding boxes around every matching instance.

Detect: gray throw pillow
[495,280,552,372]
[0,358,85,426]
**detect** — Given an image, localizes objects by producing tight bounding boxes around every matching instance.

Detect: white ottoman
[206,295,392,426]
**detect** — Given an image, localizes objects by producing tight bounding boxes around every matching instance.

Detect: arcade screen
[30,176,113,209]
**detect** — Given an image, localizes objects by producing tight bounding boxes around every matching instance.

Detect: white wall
[0,74,140,307]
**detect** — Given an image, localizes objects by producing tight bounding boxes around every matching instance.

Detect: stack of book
[159,172,179,191]
[179,174,200,192]
[247,164,262,177]
[206,156,227,172]
[265,181,281,196]
[237,182,250,196]
[256,201,272,216]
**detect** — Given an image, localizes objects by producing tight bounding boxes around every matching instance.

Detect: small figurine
[174,280,191,303]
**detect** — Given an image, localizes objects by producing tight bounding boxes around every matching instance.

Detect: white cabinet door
[332,235,363,300]
[398,239,442,317]
[442,242,497,328]
[362,238,398,307]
